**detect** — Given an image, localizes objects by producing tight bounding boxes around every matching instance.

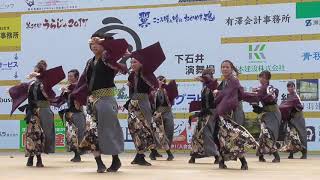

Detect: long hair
[202,67,214,78]
[157,75,166,83]
[259,70,271,80]
[221,60,240,76]
[287,81,296,88]
[35,60,47,73]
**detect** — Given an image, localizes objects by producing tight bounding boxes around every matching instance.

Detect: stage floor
[0,152,319,180]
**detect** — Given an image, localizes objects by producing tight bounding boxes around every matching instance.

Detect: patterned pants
[153,111,170,151]
[280,123,304,153]
[65,113,79,152]
[190,115,211,157]
[257,122,278,155]
[79,113,99,152]
[25,114,45,157]
[128,100,155,154]
[218,117,258,161]
[79,98,99,152]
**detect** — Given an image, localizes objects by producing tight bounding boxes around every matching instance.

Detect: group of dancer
[8,32,307,173]
[188,64,307,169]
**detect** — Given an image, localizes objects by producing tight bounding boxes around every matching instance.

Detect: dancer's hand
[124,49,131,57]
[74,100,81,110]
[194,76,203,82]
[60,86,69,93]
[88,37,104,44]
[27,72,40,79]
[213,89,219,95]
[252,87,260,92]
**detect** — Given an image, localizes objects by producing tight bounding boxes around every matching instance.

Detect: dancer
[125,42,165,166]
[74,33,128,173]
[53,69,86,162]
[279,81,307,159]
[150,75,178,161]
[9,60,65,167]
[214,60,258,170]
[243,70,281,163]
[188,68,219,164]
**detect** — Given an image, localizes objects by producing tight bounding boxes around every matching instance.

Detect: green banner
[19,119,65,151]
[296,2,320,19]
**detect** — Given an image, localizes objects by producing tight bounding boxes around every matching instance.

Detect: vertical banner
[0,15,21,52]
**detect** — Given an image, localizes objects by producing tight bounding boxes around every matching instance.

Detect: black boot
[166,150,174,161]
[188,156,195,164]
[36,155,44,167]
[219,158,227,169]
[107,155,121,172]
[214,155,219,164]
[259,155,266,162]
[26,156,34,167]
[71,150,81,162]
[155,150,163,158]
[131,154,139,165]
[95,156,106,173]
[288,152,294,159]
[240,157,248,170]
[137,154,152,166]
[272,152,280,163]
[149,149,157,160]
[300,149,307,159]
